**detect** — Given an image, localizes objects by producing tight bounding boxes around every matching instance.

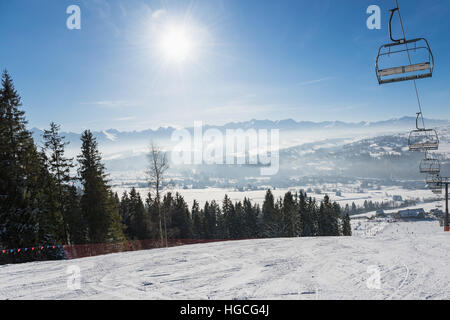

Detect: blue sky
[0,0,449,132]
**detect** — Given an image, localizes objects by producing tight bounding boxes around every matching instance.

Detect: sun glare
[160,25,193,63]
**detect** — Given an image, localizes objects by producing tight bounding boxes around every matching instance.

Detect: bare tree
[147,142,169,247]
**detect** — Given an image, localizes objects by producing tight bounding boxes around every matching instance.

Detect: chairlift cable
[394,0,426,129]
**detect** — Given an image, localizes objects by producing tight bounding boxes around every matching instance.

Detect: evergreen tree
[36,151,66,244]
[351,202,357,215]
[42,122,74,244]
[318,195,340,236]
[308,197,319,236]
[281,192,300,237]
[299,192,312,237]
[0,71,64,249]
[119,191,131,235]
[216,199,228,239]
[171,193,192,239]
[65,186,88,244]
[342,213,352,236]
[145,192,160,239]
[262,189,281,237]
[108,190,126,242]
[243,197,258,238]
[192,200,203,239]
[161,192,174,240]
[221,195,234,239]
[77,130,125,243]
[203,201,218,239]
[331,202,341,236]
[125,188,149,240]
[232,201,245,239]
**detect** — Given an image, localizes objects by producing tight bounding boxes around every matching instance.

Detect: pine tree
[203,201,218,239]
[221,195,234,239]
[77,130,125,243]
[65,185,88,244]
[243,197,258,238]
[145,192,160,239]
[36,150,66,244]
[262,189,280,237]
[119,191,131,235]
[161,192,174,240]
[42,122,74,244]
[331,202,341,236]
[108,190,126,242]
[282,192,300,237]
[192,200,203,239]
[171,193,192,239]
[308,197,319,236]
[0,70,64,249]
[351,202,357,215]
[342,213,352,236]
[300,191,313,237]
[232,201,245,239]
[318,195,340,236]
[124,188,149,240]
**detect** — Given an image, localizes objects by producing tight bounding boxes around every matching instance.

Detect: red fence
[1,238,252,264]
[62,238,231,260]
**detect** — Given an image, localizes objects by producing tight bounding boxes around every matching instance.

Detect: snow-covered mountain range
[31,117,450,187]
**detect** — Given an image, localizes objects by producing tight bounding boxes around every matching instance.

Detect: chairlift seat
[379,63,430,77]
[419,157,441,174]
[376,38,434,85]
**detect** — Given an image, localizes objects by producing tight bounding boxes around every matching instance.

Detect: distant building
[393,195,403,202]
[396,208,425,219]
[430,209,443,217]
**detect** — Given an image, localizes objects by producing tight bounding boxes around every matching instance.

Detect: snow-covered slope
[0,219,449,300]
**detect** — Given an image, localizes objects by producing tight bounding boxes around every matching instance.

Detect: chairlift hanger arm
[389,7,405,43]
[416,112,422,130]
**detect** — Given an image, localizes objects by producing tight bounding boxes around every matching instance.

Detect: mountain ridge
[31,116,450,143]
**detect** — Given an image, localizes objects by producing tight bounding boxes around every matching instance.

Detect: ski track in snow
[0,219,449,300]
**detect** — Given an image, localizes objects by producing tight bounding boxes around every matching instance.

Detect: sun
[160,25,193,63]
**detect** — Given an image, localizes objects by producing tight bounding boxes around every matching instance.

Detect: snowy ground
[0,216,449,300]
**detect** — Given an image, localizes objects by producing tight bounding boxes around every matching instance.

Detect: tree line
[119,188,352,242]
[0,71,351,263]
[345,199,417,216]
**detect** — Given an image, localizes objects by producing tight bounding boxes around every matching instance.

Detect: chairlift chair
[428,183,442,194]
[419,153,441,174]
[408,113,439,151]
[426,173,442,186]
[376,8,434,85]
